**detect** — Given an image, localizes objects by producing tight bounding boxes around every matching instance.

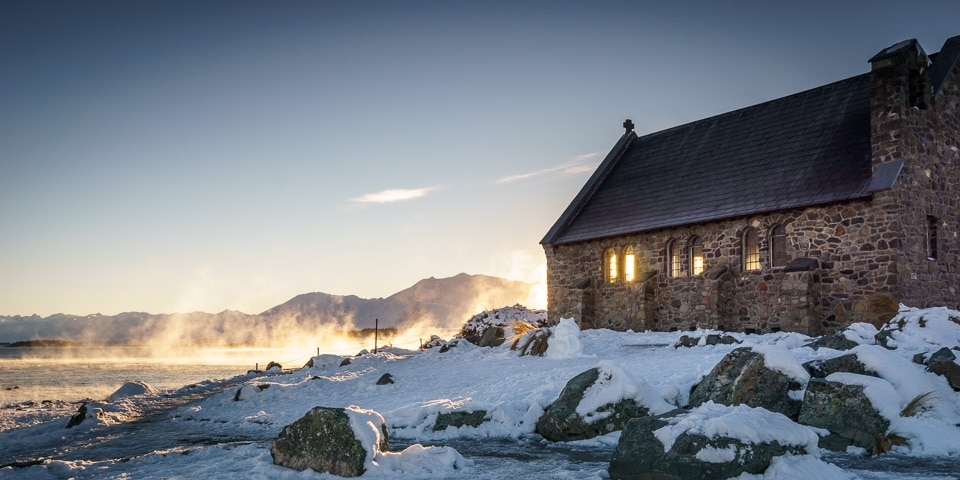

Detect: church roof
[542,73,888,245]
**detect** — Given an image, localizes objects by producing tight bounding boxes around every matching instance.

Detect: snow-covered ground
[1,306,959,479]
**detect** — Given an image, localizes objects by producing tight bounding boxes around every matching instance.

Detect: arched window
[927,216,938,260]
[770,225,787,268]
[742,228,760,271]
[605,248,618,283]
[667,239,682,278]
[689,236,704,276]
[624,246,637,282]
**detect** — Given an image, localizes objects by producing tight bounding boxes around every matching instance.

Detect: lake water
[0,345,319,405]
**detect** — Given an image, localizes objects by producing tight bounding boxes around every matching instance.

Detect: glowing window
[606,249,618,283]
[770,225,787,268]
[690,236,704,276]
[624,246,636,282]
[668,240,682,278]
[743,228,760,271]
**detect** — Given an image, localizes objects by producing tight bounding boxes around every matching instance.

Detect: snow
[575,361,674,423]
[652,402,821,454]
[107,381,158,402]
[2,306,960,479]
[544,317,583,359]
[753,344,811,384]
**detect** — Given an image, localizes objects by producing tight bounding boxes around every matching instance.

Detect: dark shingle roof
[932,35,960,95]
[543,73,877,245]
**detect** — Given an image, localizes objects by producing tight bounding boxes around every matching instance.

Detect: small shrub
[854,293,899,329]
[900,391,936,418]
[871,431,908,455]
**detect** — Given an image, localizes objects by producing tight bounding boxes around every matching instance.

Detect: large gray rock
[797,378,889,450]
[803,353,878,379]
[805,333,858,351]
[271,406,387,476]
[433,410,488,431]
[927,361,960,391]
[609,409,808,480]
[688,347,803,420]
[536,367,651,441]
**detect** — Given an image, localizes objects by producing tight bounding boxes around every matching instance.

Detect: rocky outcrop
[609,406,813,480]
[688,347,803,420]
[797,378,890,450]
[271,406,386,476]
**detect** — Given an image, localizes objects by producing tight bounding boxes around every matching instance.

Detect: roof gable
[543,74,874,245]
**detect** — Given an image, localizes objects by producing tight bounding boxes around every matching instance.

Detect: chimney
[869,38,932,169]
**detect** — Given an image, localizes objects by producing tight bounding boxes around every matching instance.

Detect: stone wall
[545,196,904,334]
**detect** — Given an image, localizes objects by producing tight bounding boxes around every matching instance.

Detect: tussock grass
[871,431,908,455]
[509,321,550,356]
[900,391,937,418]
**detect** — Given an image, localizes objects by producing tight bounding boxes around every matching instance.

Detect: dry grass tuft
[871,431,908,455]
[509,321,551,356]
[508,321,537,350]
[854,293,900,329]
[900,391,937,418]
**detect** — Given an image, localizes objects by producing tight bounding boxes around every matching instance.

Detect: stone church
[542,36,960,335]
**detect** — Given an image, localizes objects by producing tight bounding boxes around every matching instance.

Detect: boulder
[271,406,387,476]
[805,333,858,351]
[797,378,889,450]
[265,361,283,371]
[675,335,700,348]
[477,326,505,347]
[927,361,960,391]
[704,334,740,346]
[803,353,878,379]
[688,347,803,420]
[609,404,814,480]
[928,347,958,364]
[422,335,446,350]
[376,373,395,385]
[433,410,488,431]
[536,364,669,442]
[66,402,105,428]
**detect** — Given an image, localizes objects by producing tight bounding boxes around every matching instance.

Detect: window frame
[667,239,682,278]
[624,246,637,283]
[770,224,788,268]
[742,227,760,272]
[927,215,938,261]
[689,236,704,276]
[605,248,619,283]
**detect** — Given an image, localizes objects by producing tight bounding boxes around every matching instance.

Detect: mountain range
[0,274,535,347]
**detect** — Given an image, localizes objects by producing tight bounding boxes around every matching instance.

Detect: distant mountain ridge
[0,273,535,346]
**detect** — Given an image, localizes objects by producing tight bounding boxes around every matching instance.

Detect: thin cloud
[498,152,603,184]
[350,187,438,204]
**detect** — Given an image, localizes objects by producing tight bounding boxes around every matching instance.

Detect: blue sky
[2,1,959,316]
